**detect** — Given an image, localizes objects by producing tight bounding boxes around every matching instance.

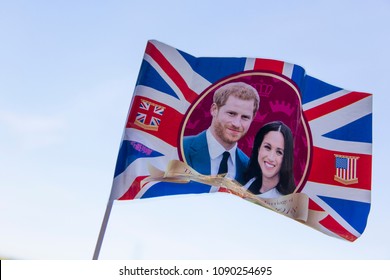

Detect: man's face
[210,95,255,150]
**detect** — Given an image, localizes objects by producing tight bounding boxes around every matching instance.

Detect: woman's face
[258,131,285,182]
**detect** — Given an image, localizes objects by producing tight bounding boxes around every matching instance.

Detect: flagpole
[93,104,130,260]
[93,198,114,260]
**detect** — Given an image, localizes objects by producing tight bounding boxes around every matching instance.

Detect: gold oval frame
[179,71,312,192]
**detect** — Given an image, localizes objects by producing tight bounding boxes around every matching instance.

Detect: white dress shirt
[206,128,237,179]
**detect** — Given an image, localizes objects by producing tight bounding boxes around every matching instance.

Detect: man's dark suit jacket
[182,130,249,185]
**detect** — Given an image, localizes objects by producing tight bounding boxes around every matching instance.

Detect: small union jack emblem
[334,154,359,185]
[135,99,165,131]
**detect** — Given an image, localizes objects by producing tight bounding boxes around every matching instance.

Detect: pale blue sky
[0,0,388,259]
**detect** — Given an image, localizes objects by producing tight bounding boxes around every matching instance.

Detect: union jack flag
[301,76,372,241]
[135,99,165,131]
[109,40,372,242]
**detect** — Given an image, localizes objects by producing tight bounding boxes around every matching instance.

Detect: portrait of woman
[244,121,296,198]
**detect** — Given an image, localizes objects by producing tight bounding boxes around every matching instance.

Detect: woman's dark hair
[244,121,296,195]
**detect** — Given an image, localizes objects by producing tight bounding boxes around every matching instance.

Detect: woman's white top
[243,177,283,198]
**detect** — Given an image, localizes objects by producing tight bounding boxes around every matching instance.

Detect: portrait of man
[182,82,260,184]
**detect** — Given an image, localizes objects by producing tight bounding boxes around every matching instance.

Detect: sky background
[0,0,389,260]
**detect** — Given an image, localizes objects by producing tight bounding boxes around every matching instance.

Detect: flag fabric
[301,76,372,241]
[109,40,372,241]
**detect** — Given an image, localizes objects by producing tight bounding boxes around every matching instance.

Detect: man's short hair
[213,82,260,116]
